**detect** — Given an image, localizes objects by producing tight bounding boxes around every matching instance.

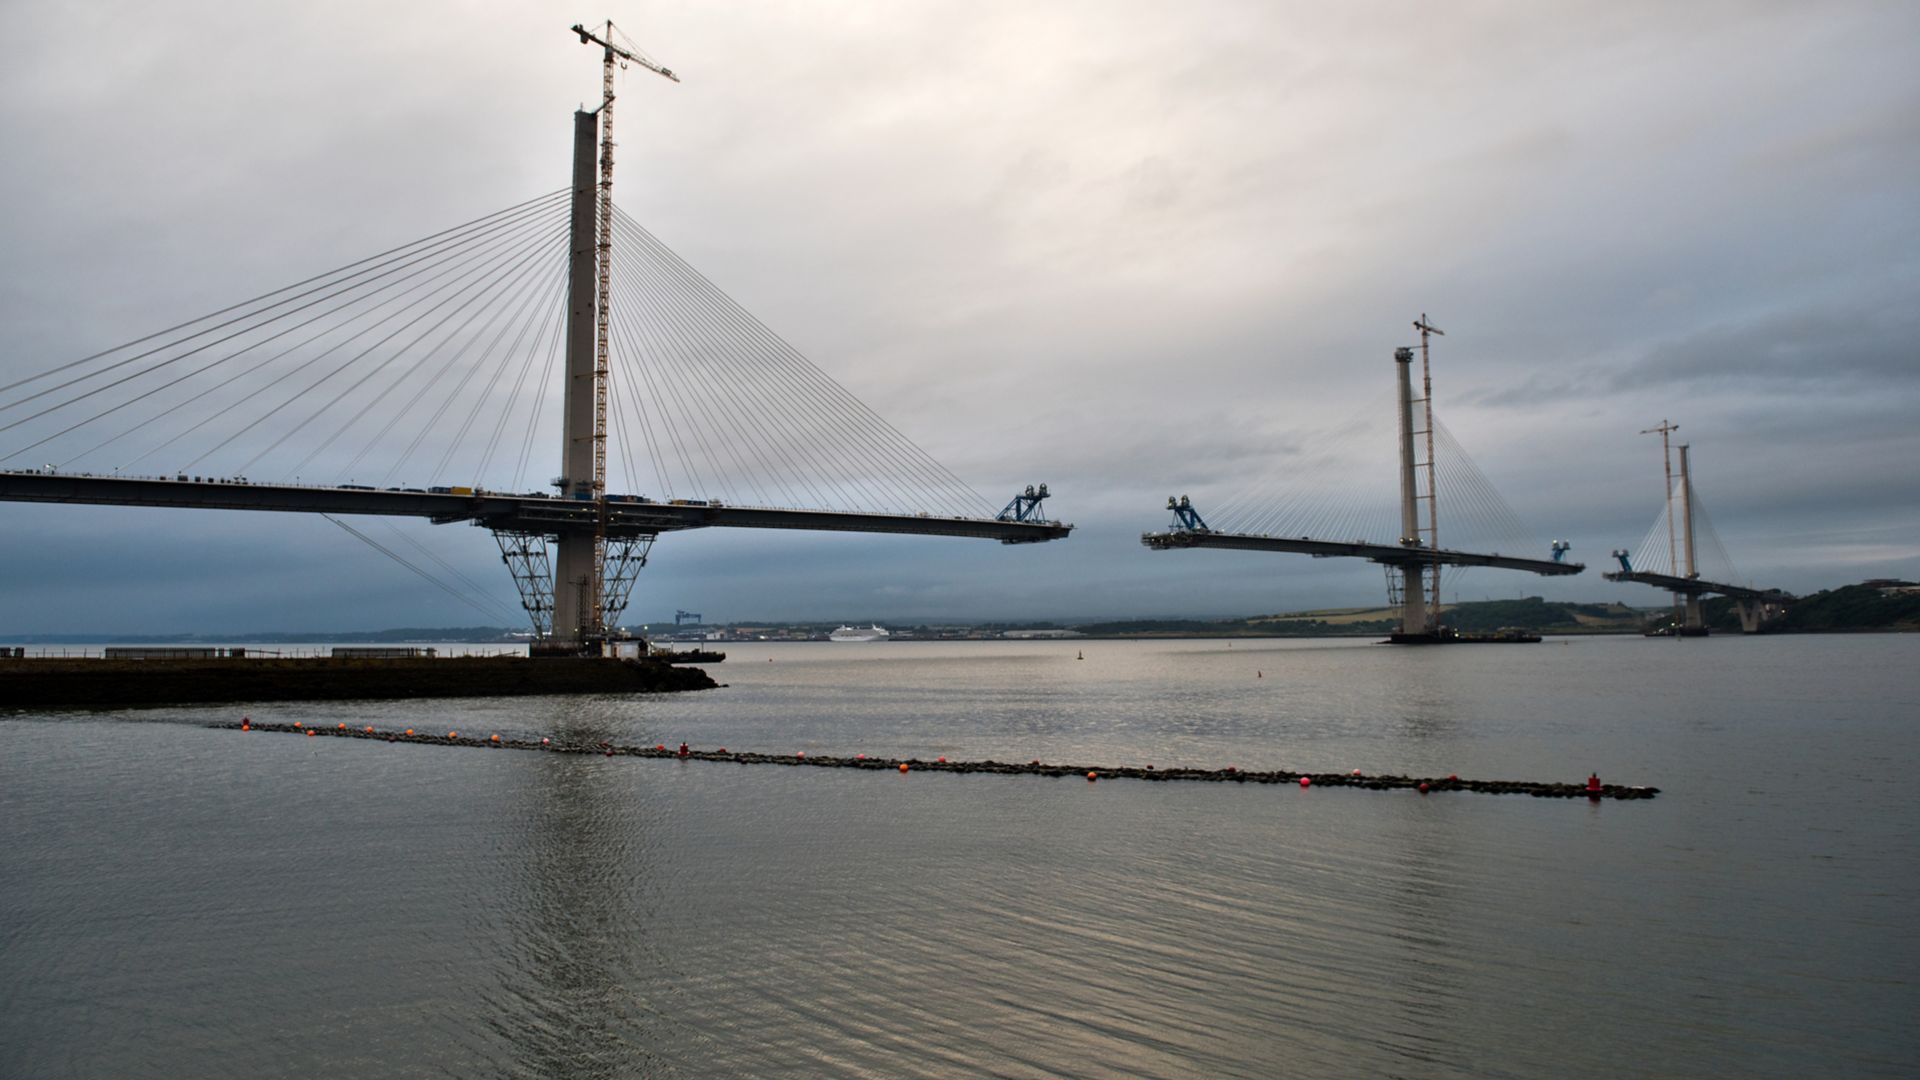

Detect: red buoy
[1587,772,1602,793]
[1086,771,1098,781]
[1419,782,1430,794]
[1299,776,1311,788]
[899,763,910,773]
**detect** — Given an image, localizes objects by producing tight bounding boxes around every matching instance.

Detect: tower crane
[567,21,678,647]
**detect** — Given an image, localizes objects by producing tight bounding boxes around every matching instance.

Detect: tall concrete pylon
[551,108,603,651]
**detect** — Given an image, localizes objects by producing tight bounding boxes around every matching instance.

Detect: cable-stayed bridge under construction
[1142,317,1586,643]
[1603,422,1791,635]
[0,23,1069,653]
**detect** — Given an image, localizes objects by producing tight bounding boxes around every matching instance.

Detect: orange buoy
[338,723,347,730]
[448,731,458,739]
[899,763,909,773]
[405,728,415,736]
[1298,776,1311,788]
[490,734,501,743]
[796,751,805,758]
[364,725,374,733]
[1086,771,1098,781]
[305,729,315,737]
[656,744,667,751]
[293,722,303,728]
[1351,769,1363,777]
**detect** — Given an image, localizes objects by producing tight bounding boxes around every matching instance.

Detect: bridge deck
[1603,570,1786,601]
[0,472,1072,544]
[1142,528,1584,576]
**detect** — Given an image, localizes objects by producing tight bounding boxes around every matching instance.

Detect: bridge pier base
[1680,592,1708,636]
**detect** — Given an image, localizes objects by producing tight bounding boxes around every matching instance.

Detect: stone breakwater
[3,656,716,708]
[220,722,1659,800]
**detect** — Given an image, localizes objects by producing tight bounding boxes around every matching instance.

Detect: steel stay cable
[0,190,567,401]
[620,220,930,514]
[604,311,673,498]
[629,224,977,517]
[432,259,572,487]
[511,300,566,493]
[607,271,707,496]
[101,215,558,477]
[615,211,989,515]
[609,249,775,506]
[323,514,518,624]
[213,219,569,474]
[608,253,760,504]
[372,231,573,483]
[373,518,519,618]
[600,255,724,499]
[613,213,900,511]
[308,230,569,481]
[478,269,569,484]
[132,213,563,475]
[10,202,569,466]
[617,217,955,515]
[611,234,839,509]
[615,236,829,508]
[0,193,569,419]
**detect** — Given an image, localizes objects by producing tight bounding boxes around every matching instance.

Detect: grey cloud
[3,0,1918,631]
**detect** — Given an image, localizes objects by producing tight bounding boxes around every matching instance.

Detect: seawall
[1,655,716,709]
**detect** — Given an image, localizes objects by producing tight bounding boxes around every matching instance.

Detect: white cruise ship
[828,624,890,642]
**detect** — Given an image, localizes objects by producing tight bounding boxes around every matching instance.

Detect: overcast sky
[2,0,1916,633]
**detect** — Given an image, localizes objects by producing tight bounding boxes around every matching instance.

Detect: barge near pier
[1,654,715,710]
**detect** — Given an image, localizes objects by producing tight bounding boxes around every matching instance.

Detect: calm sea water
[3,635,1915,1078]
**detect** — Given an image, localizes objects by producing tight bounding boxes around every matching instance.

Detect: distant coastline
[6,582,1913,644]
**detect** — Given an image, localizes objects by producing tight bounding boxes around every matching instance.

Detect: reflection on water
[2,635,1917,1078]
